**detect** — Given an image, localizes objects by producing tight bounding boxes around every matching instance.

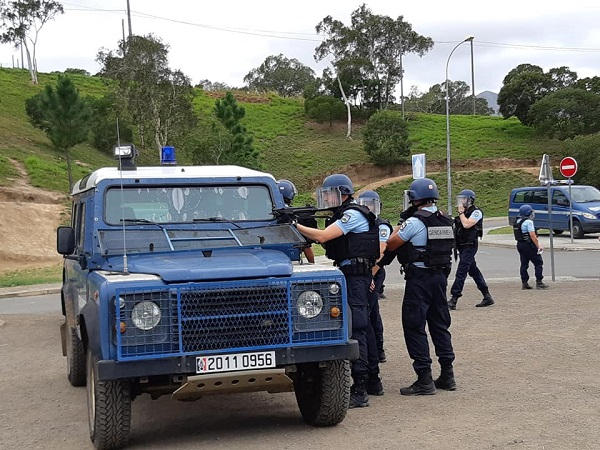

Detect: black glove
[377,249,398,268]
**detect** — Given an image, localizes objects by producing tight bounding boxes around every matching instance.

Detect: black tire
[293,360,350,427]
[552,229,564,235]
[87,350,131,449]
[572,220,584,239]
[66,323,86,387]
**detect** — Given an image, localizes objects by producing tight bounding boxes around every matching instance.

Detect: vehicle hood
[104,248,293,282]
[583,202,600,213]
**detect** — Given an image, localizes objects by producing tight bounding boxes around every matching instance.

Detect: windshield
[105,185,274,224]
[570,186,600,203]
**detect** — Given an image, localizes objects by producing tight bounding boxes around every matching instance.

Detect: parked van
[508,185,600,238]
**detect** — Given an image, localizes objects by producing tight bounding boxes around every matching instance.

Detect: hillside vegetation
[0,68,564,193]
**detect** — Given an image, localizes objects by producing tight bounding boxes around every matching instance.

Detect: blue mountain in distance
[477,91,499,115]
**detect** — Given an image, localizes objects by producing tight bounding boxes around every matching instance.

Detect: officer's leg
[346,275,370,407]
[366,287,383,395]
[531,252,548,288]
[517,243,530,284]
[400,269,435,395]
[469,245,494,306]
[372,269,386,360]
[449,247,473,309]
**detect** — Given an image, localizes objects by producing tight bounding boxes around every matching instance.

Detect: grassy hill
[0,68,565,194]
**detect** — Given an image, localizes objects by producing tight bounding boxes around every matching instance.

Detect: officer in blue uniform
[296,174,380,408]
[380,178,456,395]
[358,190,392,366]
[448,189,494,310]
[514,204,548,289]
[277,179,316,263]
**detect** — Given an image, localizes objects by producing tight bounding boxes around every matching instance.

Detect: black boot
[476,292,494,307]
[434,366,457,391]
[400,370,436,396]
[536,280,549,289]
[378,349,387,363]
[367,376,384,396]
[448,296,458,310]
[522,281,532,290]
[349,380,369,408]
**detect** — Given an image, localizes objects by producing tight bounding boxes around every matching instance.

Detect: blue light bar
[161,146,176,165]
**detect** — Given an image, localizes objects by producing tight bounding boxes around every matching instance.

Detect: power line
[62,4,600,52]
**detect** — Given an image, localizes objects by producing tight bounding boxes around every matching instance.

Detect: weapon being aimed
[272,205,330,226]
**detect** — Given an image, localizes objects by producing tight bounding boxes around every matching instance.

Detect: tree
[363,110,410,165]
[86,93,133,154]
[196,79,232,91]
[403,81,493,115]
[569,133,600,188]
[25,75,90,189]
[0,0,63,84]
[547,66,577,90]
[315,4,433,110]
[497,64,551,125]
[185,119,232,165]
[214,92,259,169]
[575,76,600,95]
[305,95,346,126]
[97,34,197,154]
[528,88,600,140]
[244,54,315,97]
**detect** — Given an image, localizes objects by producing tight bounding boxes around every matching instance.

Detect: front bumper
[581,220,600,233]
[97,341,359,381]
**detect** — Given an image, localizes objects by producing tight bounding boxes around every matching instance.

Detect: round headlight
[329,283,340,295]
[118,296,125,309]
[297,291,323,319]
[131,301,161,330]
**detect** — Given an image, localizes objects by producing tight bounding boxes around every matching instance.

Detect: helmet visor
[316,186,343,210]
[530,211,535,219]
[456,195,469,208]
[357,197,381,216]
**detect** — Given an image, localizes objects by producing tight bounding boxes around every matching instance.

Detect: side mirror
[57,226,75,255]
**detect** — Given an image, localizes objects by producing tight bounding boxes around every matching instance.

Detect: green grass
[376,169,539,222]
[488,226,513,235]
[0,264,61,287]
[0,154,18,185]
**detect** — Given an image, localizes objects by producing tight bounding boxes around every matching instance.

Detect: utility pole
[121,18,126,51]
[126,0,132,38]
[20,40,24,69]
[400,53,405,119]
[470,38,475,115]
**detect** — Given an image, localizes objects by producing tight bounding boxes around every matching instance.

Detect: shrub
[363,110,410,165]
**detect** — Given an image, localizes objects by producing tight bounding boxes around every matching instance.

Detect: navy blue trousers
[450,243,489,298]
[517,241,544,282]
[402,267,455,374]
[346,274,371,383]
[366,268,385,378]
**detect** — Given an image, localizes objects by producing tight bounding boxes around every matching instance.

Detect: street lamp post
[445,36,474,213]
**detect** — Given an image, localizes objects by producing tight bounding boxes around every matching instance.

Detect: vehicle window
[513,191,526,203]
[104,185,274,225]
[78,203,86,249]
[72,203,81,244]
[552,191,569,206]
[570,186,600,203]
[530,190,548,204]
[71,202,77,228]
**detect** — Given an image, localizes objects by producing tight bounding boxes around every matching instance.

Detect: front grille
[180,283,289,353]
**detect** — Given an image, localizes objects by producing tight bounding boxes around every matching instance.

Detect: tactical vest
[513,218,531,242]
[454,205,483,247]
[324,202,380,265]
[399,210,454,269]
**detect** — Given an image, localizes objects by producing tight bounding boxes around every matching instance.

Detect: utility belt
[404,263,451,279]
[337,257,374,276]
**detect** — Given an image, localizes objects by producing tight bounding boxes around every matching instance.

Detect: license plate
[196,351,276,374]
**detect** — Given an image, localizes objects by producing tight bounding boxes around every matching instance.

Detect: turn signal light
[330,306,341,318]
[120,321,127,334]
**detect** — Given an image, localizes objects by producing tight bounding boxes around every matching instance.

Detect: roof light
[113,144,138,170]
[161,146,176,165]
[114,145,134,158]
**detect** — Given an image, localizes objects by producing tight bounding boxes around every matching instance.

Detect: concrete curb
[0,283,61,299]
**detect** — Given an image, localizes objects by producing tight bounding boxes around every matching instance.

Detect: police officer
[382,178,456,395]
[358,190,391,365]
[514,204,548,289]
[448,189,494,310]
[296,174,380,408]
[277,179,316,263]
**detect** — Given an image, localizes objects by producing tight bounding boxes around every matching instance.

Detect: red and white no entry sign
[559,157,578,178]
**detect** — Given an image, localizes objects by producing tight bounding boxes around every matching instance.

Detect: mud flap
[60,322,67,356]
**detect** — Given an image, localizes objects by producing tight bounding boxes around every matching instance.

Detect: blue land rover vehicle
[57,147,357,449]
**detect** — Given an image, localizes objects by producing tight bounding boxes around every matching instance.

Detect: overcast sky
[1,0,599,95]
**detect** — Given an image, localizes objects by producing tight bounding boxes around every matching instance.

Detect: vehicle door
[551,189,569,231]
[72,199,89,318]
[529,189,549,229]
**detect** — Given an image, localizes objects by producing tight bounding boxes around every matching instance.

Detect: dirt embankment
[0,159,66,273]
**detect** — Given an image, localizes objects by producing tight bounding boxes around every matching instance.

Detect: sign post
[559,157,578,244]
[539,154,555,282]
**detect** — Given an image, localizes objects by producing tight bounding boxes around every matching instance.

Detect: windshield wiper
[119,218,174,250]
[192,217,241,229]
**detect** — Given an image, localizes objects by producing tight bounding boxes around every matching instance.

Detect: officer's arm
[458,213,478,229]
[296,222,343,244]
[385,232,406,252]
[529,231,541,249]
